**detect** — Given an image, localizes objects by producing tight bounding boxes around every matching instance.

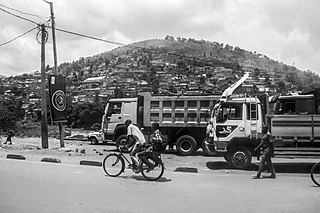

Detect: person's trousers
[257,154,275,176]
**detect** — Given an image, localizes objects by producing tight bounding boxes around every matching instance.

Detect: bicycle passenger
[125,119,146,169]
[151,122,167,152]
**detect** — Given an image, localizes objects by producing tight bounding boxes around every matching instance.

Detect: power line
[0,3,220,66]
[54,27,126,46]
[0,7,38,25]
[0,26,38,47]
[0,3,48,22]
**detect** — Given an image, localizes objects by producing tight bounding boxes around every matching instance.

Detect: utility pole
[40,24,49,149]
[45,0,65,147]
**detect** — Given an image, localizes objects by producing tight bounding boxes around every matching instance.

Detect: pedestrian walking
[252,126,276,179]
[4,130,14,145]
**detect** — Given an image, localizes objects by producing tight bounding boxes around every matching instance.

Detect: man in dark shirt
[252,126,276,179]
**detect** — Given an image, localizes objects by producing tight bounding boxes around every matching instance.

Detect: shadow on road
[107,174,171,182]
[206,161,316,173]
[206,161,257,171]
[129,175,172,182]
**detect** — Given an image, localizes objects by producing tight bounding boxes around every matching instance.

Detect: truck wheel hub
[232,151,247,166]
[180,141,191,152]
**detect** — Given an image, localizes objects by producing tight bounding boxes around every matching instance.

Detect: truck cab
[88,97,142,146]
[206,97,263,169]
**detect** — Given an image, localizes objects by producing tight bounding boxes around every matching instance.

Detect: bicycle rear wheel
[103,153,124,177]
[140,156,164,181]
[311,162,320,186]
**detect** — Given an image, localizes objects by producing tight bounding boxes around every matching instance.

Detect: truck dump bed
[140,92,219,127]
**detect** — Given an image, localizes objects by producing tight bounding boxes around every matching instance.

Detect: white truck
[88,92,219,155]
[205,73,320,169]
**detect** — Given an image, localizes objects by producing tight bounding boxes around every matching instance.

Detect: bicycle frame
[118,147,162,172]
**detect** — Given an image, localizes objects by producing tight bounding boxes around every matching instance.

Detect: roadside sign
[48,74,67,122]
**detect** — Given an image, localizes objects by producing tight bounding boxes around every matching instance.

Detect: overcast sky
[0,0,319,77]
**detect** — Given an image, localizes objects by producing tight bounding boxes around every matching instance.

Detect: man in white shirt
[125,119,146,168]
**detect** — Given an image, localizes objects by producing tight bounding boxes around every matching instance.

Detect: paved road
[0,159,319,213]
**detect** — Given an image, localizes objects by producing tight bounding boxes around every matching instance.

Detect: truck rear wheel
[176,135,197,156]
[227,146,252,169]
[202,138,217,156]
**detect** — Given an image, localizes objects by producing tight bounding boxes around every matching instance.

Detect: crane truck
[88,92,220,155]
[205,73,320,169]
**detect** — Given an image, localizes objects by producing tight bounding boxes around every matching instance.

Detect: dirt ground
[0,137,214,172]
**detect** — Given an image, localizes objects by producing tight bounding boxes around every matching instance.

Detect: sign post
[40,24,48,149]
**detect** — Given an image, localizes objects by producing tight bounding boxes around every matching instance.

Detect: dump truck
[88,92,220,155]
[205,73,320,169]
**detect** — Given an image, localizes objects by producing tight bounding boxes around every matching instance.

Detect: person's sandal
[252,174,262,179]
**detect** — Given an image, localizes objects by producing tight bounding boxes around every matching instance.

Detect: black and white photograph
[0,0,320,212]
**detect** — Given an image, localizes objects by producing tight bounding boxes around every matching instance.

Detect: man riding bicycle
[125,119,147,170]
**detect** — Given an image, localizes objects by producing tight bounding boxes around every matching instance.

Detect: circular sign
[52,90,66,111]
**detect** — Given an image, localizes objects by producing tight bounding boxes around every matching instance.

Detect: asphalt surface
[0,137,319,174]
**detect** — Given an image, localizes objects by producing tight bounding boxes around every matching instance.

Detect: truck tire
[115,135,129,153]
[227,146,252,169]
[176,135,197,156]
[202,138,217,156]
[89,137,99,145]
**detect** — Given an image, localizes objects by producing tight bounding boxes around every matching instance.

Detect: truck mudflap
[213,141,228,152]
[202,138,218,156]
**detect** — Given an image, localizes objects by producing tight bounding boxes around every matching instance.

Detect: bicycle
[310,162,320,186]
[102,143,164,181]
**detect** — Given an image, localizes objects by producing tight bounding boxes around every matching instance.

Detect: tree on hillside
[253,68,260,80]
[277,80,286,93]
[0,107,16,131]
[310,81,320,89]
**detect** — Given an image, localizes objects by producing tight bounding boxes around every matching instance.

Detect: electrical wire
[36,25,49,44]
[0,3,48,22]
[54,27,126,46]
[0,3,227,67]
[0,26,38,47]
[0,7,38,25]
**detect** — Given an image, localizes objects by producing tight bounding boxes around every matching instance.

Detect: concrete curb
[41,157,61,163]
[7,154,26,160]
[174,167,198,173]
[80,160,102,167]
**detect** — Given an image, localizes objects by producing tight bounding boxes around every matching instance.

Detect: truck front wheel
[176,135,197,156]
[227,146,252,169]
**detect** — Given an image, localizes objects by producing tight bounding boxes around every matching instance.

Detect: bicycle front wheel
[140,157,164,181]
[103,153,124,177]
[311,162,320,186]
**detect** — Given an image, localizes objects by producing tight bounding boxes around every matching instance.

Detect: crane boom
[221,72,249,101]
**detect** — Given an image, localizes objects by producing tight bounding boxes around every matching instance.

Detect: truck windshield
[106,102,122,117]
[216,102,242,123]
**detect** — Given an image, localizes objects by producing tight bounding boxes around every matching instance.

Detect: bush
[0,107,17,131]
[91,123,101,131]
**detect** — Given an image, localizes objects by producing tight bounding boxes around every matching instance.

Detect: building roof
[83,76,106,83]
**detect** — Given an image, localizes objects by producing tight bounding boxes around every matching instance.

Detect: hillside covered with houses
[59,38,320,102]
[1,37,320,131]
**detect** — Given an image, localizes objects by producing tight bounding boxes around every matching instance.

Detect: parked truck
[205,73,320,169]
[88,92,220,155]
